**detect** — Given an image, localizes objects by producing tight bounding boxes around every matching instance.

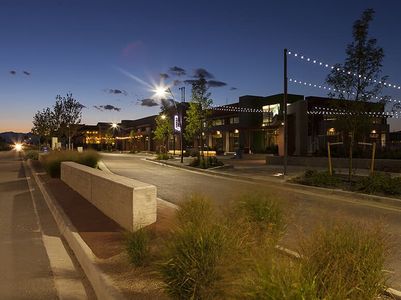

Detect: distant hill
[0,132,34,143]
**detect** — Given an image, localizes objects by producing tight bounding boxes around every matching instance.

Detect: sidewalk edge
[27,160,125,300]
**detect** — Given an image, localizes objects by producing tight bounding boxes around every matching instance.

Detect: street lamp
[154,85,185,163]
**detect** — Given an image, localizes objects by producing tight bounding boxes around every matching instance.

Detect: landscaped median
[293,169,401,198]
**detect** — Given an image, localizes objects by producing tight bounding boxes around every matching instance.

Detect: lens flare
[14,143,23,152]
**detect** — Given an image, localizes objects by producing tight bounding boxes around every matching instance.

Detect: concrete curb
[28,160,125,300]
[149,159,401,210]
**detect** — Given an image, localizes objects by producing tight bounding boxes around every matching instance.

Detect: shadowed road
[102,153,401,289]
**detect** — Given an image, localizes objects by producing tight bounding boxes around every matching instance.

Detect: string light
[210,105,263,113]
[309,105,398,117]
[289,78,401,104]
[287,50,401,90]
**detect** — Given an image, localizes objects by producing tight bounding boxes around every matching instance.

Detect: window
[263,104,280,125]
[212,119,224,126]
[229,117,239,124]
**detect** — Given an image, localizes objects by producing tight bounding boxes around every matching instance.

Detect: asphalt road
[0,151,92,299]
[102,153,401,289]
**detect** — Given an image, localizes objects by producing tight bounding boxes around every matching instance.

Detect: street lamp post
[155,85,185,163]
[283,48,288,176]
[179,87,185,163]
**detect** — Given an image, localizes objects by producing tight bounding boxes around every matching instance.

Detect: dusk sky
[1,0,401,132]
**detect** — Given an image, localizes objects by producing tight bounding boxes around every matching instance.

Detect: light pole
[155,85,185,163]
[283,48,288,176]
[179,87,185,163]
[67,124,71,150]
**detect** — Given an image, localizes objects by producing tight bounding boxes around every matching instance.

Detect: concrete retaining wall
[61,162,157,232]
[266,156,401,172]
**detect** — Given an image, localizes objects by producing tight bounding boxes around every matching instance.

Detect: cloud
[93,104,121,111]
[23,71,31,76]
[168,66,186,76]
[9,70,16,75]
[139,98,159,107]
[207,80,227,87]
[230,87,238,90]
[193,68,214,79]
[184,79,227,88]
[161,98,176,107]
[184,79,197,85]
[104,89,128,96]
[173,80,182,86]
[160,73,169,79]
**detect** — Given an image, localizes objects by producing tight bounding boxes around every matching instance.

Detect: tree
[53,93,84,147]
[31,93,84,150]
[154,115,173,153]
[184,75,213,157]
[32,107,53,147]
[325,8,388,180]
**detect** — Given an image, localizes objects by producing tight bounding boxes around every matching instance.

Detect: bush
[159,196,235,299]
[296,169,342,188]
[356,173,401,195]
[299,222,389,299]
[125,229,150,266]
[234,194,285,243]
[156,153,170,160]
[24,150,39,160]
[188,156,223,169]
[43,150,100,177]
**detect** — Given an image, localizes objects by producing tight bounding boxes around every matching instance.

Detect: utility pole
[179,86,185,163]
[283,48,288,176]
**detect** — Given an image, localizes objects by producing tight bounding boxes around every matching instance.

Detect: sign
[174,115,181,132]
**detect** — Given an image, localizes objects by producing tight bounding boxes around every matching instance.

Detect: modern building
[76,93,389,156]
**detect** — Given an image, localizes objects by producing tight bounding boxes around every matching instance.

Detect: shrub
[156,153,170,160]
[43,150,100,177]
[125,229,150,266]
[159,196,234,299]
[356,173,401,195]
[297,169,342,188]
[299,222,389,299]
[189,156,223,169]
[24,150,39,160]
[77,150,100,168]
[189,156,200,167]
[234,194,285,243]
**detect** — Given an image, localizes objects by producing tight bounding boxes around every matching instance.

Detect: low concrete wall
[61,162,157,232]
[266,156,401,172]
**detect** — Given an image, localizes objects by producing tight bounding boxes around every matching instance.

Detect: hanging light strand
[289,78,401,104]
[287,50,401,91]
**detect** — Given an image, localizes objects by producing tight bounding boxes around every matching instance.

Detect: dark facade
[76,94,390,156]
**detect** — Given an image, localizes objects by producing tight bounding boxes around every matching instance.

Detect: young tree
[53,93,84,145]
[184,75,213,157]
[32,107,53,148]
[154,114,173,153]
[31,93,84,150]
[325,8,388,180]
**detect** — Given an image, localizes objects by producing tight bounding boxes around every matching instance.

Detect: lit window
[263,104,280,125]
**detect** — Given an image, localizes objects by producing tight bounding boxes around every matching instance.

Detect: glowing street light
[160,114,166,120]
[14,143,23,152]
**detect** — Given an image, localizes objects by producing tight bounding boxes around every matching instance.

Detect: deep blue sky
[1,0,401,132]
